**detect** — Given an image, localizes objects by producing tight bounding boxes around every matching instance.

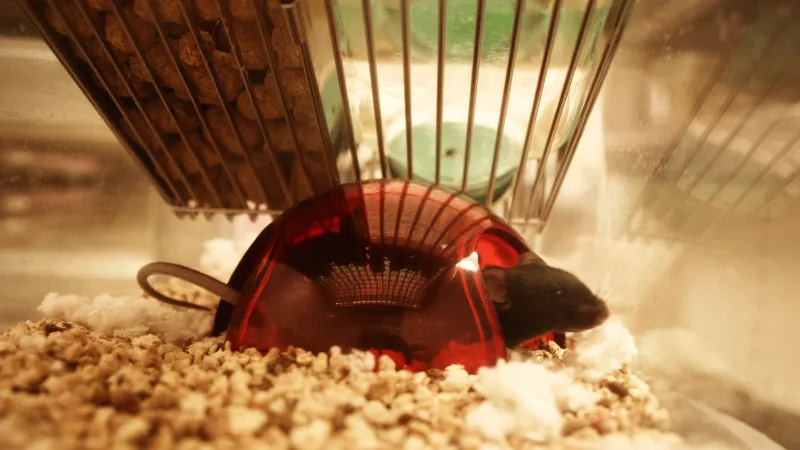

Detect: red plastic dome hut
[213,180,554,373]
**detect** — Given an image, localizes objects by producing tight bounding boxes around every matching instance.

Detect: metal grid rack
[622,2,800,240]
[19,0,635,231]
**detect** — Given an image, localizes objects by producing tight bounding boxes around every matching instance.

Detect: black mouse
[481,251,609,348]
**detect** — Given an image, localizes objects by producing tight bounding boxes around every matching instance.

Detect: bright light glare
[456,252,481,272]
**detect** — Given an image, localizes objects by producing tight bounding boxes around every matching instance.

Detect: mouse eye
[552,290,563,299]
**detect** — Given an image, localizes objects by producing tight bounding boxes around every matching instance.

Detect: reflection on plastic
[456,251,481,272]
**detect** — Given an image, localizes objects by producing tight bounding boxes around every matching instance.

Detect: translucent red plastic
[219,179,552,373]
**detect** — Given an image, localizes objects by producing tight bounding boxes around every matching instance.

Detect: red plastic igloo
[198,179,555,373]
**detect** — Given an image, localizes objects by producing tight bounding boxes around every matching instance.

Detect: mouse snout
[594,302,610,327]
[574,301,609,330]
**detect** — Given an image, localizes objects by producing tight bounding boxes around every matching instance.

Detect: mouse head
[482,252,610,348]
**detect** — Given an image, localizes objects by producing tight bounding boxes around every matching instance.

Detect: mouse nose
[594,303,610,326]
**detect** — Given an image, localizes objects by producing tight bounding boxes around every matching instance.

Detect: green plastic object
[387,121,522,202]
[386,0,543,61]
[331,0,612,63]
[329,0,619,203]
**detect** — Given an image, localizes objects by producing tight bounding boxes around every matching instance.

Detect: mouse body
[481,251,609,348]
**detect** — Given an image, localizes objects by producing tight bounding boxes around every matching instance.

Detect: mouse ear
[518,251,547,267]
[482,267,510,309]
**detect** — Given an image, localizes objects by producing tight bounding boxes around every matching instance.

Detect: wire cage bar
[18,0,635,231]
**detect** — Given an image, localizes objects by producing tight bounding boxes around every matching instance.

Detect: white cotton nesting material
[37,236,255,343]
[198,238,249,281]
[466,361,600,442]
[464,319,641,443]
[568,317,639,382]
[37,291,213,342]
[466,362,561,442]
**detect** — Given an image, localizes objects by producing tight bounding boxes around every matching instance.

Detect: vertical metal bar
[283,1,340,186]
[324,0,362,181]
[658,62,793,225]
[523,0,596,223]
[139,0,250,209]
[485,0,525,206]
[400,0,414,179]
[247,0,316,196]
[460,0,486,192]
[111,2,224,209]
[362,0,388,178]
[541,0,633,223]
[435,0,447,185]
[215,1,294,206]
[508,0,561,214]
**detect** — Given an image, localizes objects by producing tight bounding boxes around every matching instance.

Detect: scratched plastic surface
[220,180,550,373]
